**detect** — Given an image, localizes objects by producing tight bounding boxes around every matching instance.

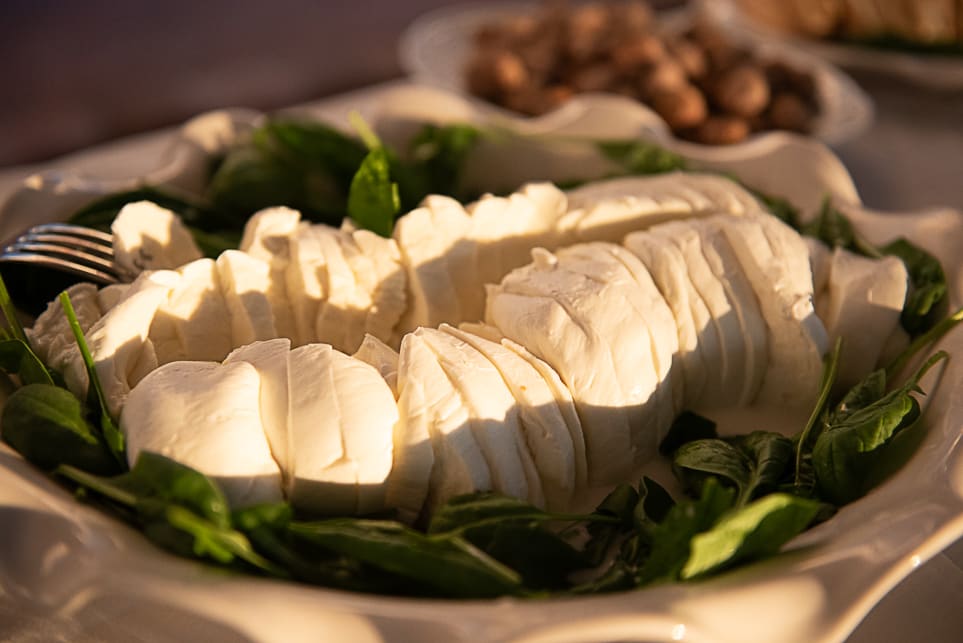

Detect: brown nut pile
[465,0,820,144]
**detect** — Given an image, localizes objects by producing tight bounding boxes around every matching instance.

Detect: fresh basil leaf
[582,482,641,566]
[1,384,118,474]
[636,478,735,585]
[427,493,557,535]
[731,432,794,504]
[673,439,750,497]
[794,338,843,488]
[680,494,822,579]
[461,519,588,589]
[635,476,675,525]
[256,119,367,184]
[801,197,859,251]
[597,140,688,175]
[0,339,55,386]
[659,410,718,456]
[397,124,480,207]
[59,292,125,466]
[880,238,949,335]
[346,148,400,238]
[289,519,522,598]
[813,351,947,504]
[748,188,800,228]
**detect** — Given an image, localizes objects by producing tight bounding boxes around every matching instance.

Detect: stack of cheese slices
[28,174,910,522]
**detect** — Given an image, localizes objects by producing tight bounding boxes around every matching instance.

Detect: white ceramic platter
[0,82,962,643]
[399,2,874,146]
[703,0,963,91]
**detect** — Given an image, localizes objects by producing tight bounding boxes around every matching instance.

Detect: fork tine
[3,241,120,277]
[17,233,114,259]
[0,251,120,285]
[28,223,114,245]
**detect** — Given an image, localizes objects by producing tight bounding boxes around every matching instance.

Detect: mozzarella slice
[111,201,203,277]
[647,221,743,408]
[486,247,638,484]
[285,223,327,346]
[392,197,473,335]
[344,224,407,347]
[313,227,367,353]
[240,206,302,261]
[28,282,103,374]
[225,338,292,478]
[815,247,908,391]
[561,172,764,245]
[717,215,827,407]
[352,334,400,395]
[697,218,769,405]
[63,270,181,417]
[390,332,488,520]
[623,233,708,406]
[216,250,277,348]
[285,344,396,515]
[443,324,578,509]
[122,359,283,508]
[555,242,678,462]
[419,327,538,506]
[149,258,234,364]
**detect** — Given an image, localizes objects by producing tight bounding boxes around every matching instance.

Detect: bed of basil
[0,117,960,599]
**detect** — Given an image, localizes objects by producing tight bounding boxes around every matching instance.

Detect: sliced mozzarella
[149,258,234,364]
[717,216,827,407]
[815,247,908,391]
[390,332,488,520]
[239,207,301,343]
[64,270,181,417]
[285,223,327,346]
[443,324,577,509]
[623,233,708,405]
[392,196,473,334]
[352,334,400,395]
[225,338,292,478]
[647,221,743,408]
[216,250,277,347]
[419,327,539,506]
[556,242,678,461]
[111,201,202,276]
[121,359,283,508]
[285,344,396,515]
[313,227,368,353]
[96,283,129,314]
[697,218,769,405]
[343,223,407,347]
[28,282,102,374]
[561,172,764,245]
[464,184,569,321]
[485,247,637,484]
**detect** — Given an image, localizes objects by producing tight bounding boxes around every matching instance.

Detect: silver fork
[0,223,123,285]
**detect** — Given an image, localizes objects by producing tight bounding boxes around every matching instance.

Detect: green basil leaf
[659,410,718,456]
[673,439,751,496]
[813,351,947,504]
[427,492,556,535]
[597,140,688,175]
[347,148,400,238]
[1,384,117,474]
[0,338,55,386]
[289,519,522,598]
[731,432,794,504]
[680,494,822,579]
[880,238,949,335]
[637,478,735,585]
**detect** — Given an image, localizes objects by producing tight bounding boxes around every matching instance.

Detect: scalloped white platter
[1,81,962,643]
[703,0,963,91]
[399,2,874,147]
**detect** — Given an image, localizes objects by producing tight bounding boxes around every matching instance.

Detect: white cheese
[815,247,908,391]
[27,282,102,375]
[121,359,283,508]
[343,223,407,348]
[419,327,539,506]
[443,324,578,509]
[111,201,202,277]
[352,334,400,395]
[285,223,327,346]
[216,250,277,348]
[224,338,292,479]
[239,207,301,343]
[285,344,397,516]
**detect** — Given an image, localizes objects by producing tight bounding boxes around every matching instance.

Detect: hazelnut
[668,38,708,79]
[611,34,666,73]
[768,92,813,132]
[651,84,708,130]
[639,58,688,98]
[570,63,618,92]
[712,64,770,117]
[690,115,751,145]
[490,51,530,94]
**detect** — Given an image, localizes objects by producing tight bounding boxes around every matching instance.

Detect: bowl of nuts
[400,0,873,146]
